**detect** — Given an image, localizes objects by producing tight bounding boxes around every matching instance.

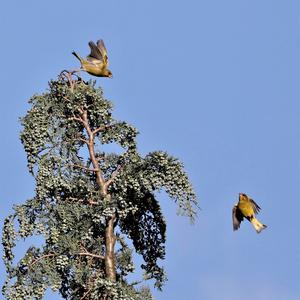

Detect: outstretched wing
[249,198,261,215]
[87,41,103,61]
[232,205,244,231]
[97,39,109,66]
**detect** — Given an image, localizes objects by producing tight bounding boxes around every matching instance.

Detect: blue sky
[1,1,299,299]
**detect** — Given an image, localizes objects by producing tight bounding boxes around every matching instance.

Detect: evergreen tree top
[2,72,198,299]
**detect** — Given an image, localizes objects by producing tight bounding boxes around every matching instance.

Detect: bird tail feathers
[72,51,82,63]
[251,217,267,233]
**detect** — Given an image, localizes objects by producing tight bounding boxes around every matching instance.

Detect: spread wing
[87,41,104,62]
[249,198,261,215]
[97,39,109,66]
[232,205,244,231]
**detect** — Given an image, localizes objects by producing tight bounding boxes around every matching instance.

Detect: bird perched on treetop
[232,193,267,233]
[72,39,112,78]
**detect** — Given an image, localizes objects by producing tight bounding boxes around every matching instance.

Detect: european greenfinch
[72,39,112,78]
[232,193,267,233]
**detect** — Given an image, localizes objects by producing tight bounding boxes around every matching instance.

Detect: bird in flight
[72,39,112,78]
[232,193,267,233]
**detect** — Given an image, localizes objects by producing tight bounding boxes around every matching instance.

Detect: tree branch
[80,288,92,300]
[60,70,75,91]
[80,110,106,190]
[66,197,99,205]
[104,165,122,192]
[76,137,89,144]
[77,252,105,260]
[29,251,104,271]
[77,106,84,114]
[29,253,56,268]
[68,164,98,173]
[92,124,113,136]
[92,126,106,135]
[69,116,84,123]
[78,109,118,283]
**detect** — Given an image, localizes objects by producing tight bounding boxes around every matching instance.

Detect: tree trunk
[104,214,116,281]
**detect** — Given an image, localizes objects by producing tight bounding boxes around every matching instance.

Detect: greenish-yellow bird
[232,193,267,233]
[72,39,112,78]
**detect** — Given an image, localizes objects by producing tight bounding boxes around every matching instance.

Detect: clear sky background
[0,1,299,299]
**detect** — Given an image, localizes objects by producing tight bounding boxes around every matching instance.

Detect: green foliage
[2,73,198,299]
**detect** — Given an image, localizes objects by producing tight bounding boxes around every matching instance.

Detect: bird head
[106,70,113,78]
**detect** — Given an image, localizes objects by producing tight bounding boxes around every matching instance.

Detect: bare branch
[77,252,105,260]
[92,124,113,136]
[77,137,89,144]
[29,253,56,268]
[59,70,75,91]
[80,110,106,189]
[92,126,106,135]
[62,96,71,102]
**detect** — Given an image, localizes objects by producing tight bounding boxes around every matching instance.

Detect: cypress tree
[2,72,198,299]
